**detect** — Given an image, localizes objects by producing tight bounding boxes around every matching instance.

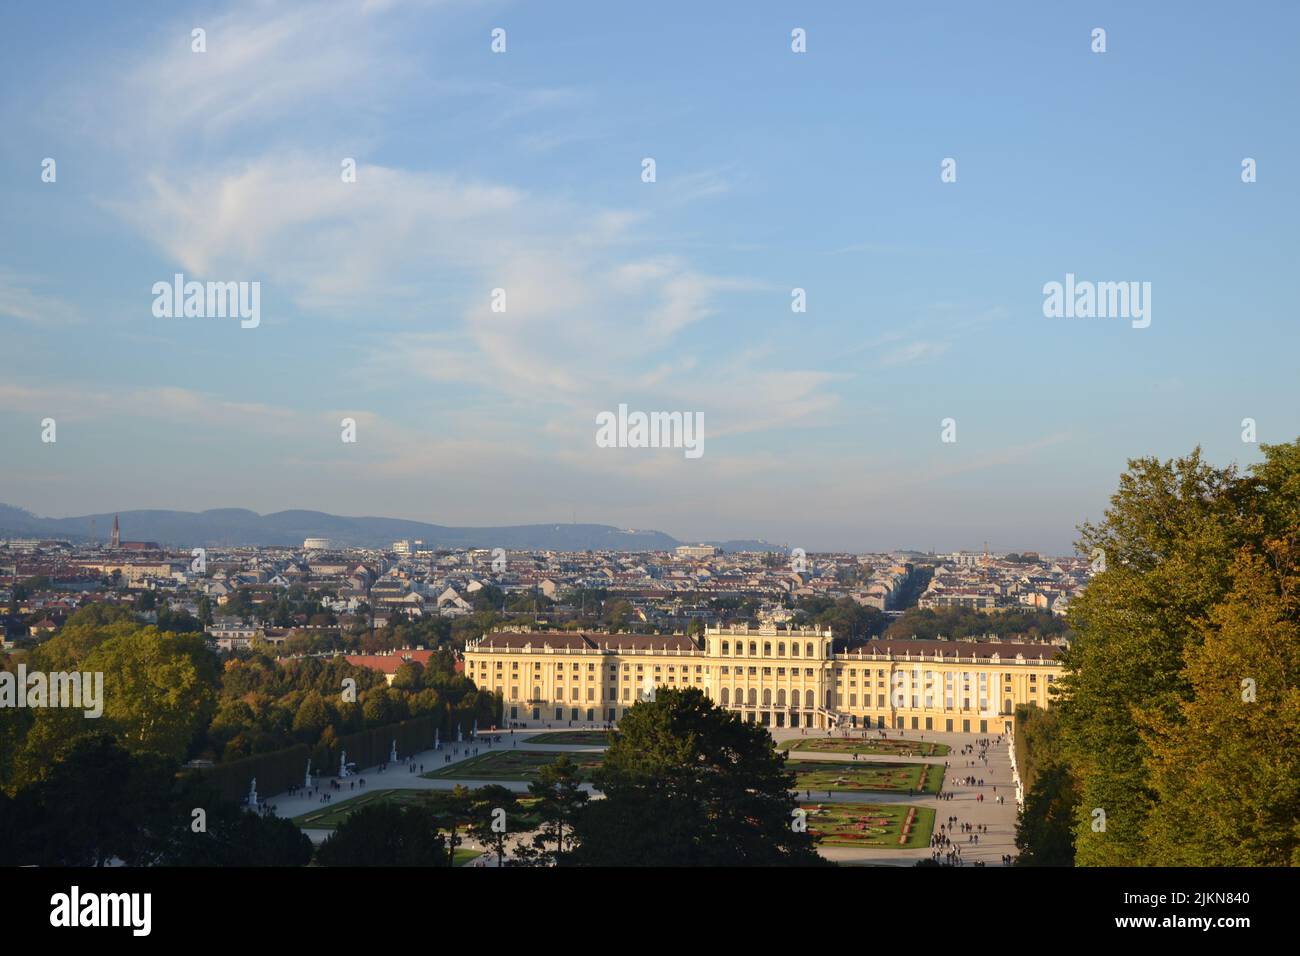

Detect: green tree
[1056,440,1300,866]
[390,660,424,692]
[572,688,825,866]
[4,734,175,866]
[151,782,313,866]
[1015,764,1079,866]
[314,802,448,866]
[603,600,634,632]
[468,784,522,866]
[1057,449,1246,865]
[84,629,219,761]
[1138,542,1300,865]
[425,785,473,866]
[514,754,588,866]
[361,686,407,726]
[291,691,330,744]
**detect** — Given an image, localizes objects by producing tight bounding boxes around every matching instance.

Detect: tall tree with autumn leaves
[1045,440,1300,866]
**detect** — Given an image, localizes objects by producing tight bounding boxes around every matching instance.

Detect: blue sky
[2,0,1297,553]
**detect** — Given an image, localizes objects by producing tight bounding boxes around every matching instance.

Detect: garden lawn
[291,788,543,830]
[526,731,611,746]
[422,749,603,782]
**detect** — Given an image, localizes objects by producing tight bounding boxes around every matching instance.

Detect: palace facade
[463,624,1063,735]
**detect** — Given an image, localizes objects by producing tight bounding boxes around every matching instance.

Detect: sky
[1,0,1297,554]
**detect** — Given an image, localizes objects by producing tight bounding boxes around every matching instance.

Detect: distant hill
[0,504,683,552]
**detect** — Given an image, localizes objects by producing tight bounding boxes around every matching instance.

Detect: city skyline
[4,0,1298,554]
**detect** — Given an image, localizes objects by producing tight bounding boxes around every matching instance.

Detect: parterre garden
[782,736,949,757]
[789,760,943,794]
[800,802,936,849]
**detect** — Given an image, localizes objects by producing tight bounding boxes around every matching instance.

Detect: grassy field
[526,731,611,746]
[292,788,543,830]
[293,788,431,829]
[801,802,936,849]
[790,760,943,794]
[423,749,604,781]
[453,848,484,866]
[781,737,950,757]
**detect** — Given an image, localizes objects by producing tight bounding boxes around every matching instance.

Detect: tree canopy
[571,688,825,866]
[1028,439,1300,866]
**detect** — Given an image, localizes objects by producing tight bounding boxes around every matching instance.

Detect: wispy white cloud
[18,0,848,525]
[0,272,84,326]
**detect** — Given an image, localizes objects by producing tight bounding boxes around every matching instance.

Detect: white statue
[339,750,349,778]
[435,729,440,749]
[457,724,463,743]
[248,777,259,810]
[390,739,398,764]
[304,759,312,790]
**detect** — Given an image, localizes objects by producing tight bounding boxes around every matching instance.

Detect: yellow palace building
[464,623,1063,735]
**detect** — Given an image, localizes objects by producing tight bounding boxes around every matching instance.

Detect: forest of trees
[1016,439,1300,866]
[0,602,498,785]
[884,607,1072,642]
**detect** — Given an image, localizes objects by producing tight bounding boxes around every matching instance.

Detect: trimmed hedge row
[195,743,312,804]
